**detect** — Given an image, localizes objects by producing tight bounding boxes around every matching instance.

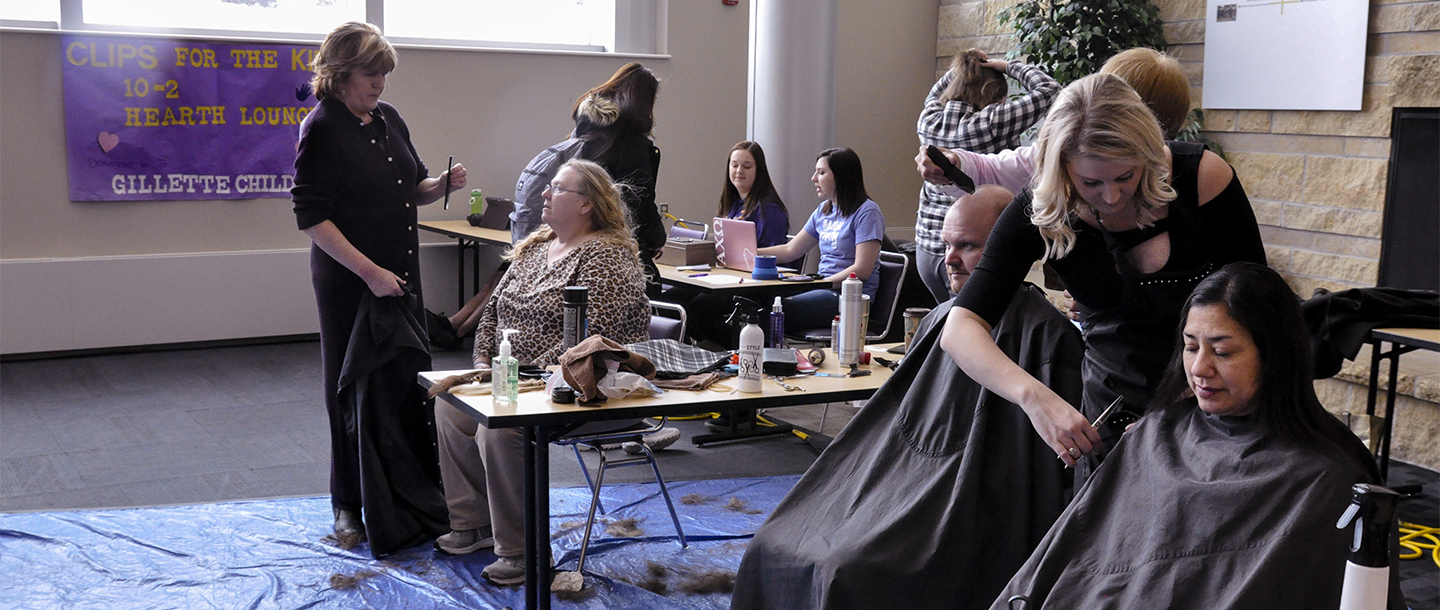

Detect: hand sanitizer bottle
[494,329,520,404]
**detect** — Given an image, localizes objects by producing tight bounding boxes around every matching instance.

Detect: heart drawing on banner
[97,132,120,154]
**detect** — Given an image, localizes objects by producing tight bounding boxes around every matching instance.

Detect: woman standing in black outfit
[291,22,467,539]
[941,73,1266,469]
[571,63,666,296]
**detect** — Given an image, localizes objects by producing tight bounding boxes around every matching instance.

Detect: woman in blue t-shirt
[760,147,886,333]
[718,141,789,247]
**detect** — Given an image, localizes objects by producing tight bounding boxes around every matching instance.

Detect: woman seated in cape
[990,262,1403,609]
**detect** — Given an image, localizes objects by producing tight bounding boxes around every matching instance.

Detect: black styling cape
[989,399,1400,609]
[337,290,449,557]
[732,285,1085,610]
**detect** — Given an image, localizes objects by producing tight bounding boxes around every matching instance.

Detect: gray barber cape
[732,284,1084,610]
[990,399,1396,609]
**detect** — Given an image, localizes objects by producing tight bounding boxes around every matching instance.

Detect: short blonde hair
[309,22,398,102]
[1100,48,1190,139]
[1030,73,1175,261]
[510,159,639,259]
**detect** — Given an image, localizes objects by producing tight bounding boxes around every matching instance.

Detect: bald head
[942,185,1013,294]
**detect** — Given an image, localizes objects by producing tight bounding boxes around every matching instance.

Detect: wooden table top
[418,220,511,246]
[419,345,899,428]
[656,262,829,295]
[1372,327,1440,351]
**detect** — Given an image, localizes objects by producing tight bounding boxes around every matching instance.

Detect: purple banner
[62,35,320,201]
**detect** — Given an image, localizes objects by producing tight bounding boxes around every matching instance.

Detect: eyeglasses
[546,182,580,196]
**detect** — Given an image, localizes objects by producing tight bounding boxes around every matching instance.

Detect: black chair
[786,250,908,345]
[549,301,691,576]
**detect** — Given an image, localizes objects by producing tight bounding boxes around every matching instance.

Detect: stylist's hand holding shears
[941,309,1102,467]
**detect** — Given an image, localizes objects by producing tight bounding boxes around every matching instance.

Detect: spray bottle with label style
[727,296,764,393]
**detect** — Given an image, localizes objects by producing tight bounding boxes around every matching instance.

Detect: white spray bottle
[1336,483,1400,610]
[743,302,766,394]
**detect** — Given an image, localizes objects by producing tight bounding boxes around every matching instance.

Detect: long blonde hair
[1030,73,1174,261]
[509,159,639,259]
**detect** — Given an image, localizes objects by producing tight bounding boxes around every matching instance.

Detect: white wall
[0,1,937,355]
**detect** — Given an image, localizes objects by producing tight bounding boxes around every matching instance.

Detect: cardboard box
[657,238,716,266]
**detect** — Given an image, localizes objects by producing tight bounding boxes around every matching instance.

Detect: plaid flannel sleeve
[917,70,982,149]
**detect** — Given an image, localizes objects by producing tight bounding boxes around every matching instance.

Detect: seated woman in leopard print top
[433,159,654,584]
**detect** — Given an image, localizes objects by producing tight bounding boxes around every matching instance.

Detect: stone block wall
[936,0,1440,469]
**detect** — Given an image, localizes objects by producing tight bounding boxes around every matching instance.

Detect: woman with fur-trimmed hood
[572,63,666,296]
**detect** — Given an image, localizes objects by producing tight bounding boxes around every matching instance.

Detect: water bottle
[562,286,588,351]
[769,296,786,349]
[838,273,864,365]
[738,309,764,393]
[469,188,484,215]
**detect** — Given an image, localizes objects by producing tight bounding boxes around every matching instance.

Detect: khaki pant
[435,400,527,557]
[436,400,647,557]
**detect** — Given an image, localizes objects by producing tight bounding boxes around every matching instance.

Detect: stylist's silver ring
[1067,447,1081,459]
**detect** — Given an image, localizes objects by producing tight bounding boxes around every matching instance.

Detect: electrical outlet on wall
[659,203,669,216]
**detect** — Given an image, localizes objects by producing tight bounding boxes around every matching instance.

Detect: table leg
[523,426,538,610]
[535,425,552,610]
[455,238,466,311]
[471,238,481,307]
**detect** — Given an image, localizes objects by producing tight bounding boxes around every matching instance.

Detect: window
[385,0,615,51]
[82,0,362,37]
[2,0,651,54]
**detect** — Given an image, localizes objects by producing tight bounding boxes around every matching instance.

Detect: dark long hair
[818,147,870,217]
[1151,262,1376,473]
[572,63,660,158]
[717,141,786,220]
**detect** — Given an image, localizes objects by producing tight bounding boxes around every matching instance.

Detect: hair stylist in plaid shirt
[914,49,1059,304]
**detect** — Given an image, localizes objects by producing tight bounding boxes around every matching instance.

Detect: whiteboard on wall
[1202,0,1368,110]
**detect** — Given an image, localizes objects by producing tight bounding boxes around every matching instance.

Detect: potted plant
[998,0,1221,154]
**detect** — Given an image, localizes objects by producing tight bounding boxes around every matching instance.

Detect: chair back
[866,250,908,341]
[648,301,688,342]
[669,219,708,241]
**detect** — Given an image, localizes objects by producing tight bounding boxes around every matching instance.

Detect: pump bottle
[770,296,786,349]
[494,329,520,404]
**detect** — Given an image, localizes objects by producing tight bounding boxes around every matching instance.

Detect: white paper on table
[695,275,745,286]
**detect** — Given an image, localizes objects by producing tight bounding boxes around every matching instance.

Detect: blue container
[751,255,779,280]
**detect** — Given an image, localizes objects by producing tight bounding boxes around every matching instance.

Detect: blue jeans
[781,288,840,334]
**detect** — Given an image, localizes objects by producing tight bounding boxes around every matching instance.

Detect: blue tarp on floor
[0,475,800,609]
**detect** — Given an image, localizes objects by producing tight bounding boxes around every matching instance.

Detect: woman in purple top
[761,147,886,333]
[717,141,789,248]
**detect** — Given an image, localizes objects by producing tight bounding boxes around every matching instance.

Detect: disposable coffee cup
[902,307,930,353]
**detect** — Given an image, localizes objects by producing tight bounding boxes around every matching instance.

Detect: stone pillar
[748,0,838,226]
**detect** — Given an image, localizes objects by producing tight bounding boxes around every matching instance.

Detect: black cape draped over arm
[337,289,449,557]
[731,285,1085,610]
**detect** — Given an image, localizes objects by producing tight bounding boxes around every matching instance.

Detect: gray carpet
[0,339,843,512]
